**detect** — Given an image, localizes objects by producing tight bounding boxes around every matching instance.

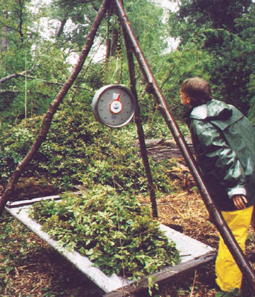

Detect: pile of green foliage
[29,186,180,279]
[0,97,179,197]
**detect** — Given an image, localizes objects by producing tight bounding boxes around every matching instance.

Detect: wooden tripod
[0,0,254,292]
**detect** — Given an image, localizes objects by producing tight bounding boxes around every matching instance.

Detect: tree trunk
[57,18,67,38]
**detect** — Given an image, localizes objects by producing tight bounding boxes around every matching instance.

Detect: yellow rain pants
[215,206,254,292]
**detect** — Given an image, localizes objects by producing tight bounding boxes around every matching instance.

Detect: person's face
[180,91,191,106]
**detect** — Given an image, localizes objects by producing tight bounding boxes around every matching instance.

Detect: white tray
[6,200,215,294]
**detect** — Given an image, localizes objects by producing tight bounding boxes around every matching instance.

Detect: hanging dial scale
[92,84,135,128]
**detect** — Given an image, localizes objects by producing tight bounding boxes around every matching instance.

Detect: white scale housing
[92,84,135,128]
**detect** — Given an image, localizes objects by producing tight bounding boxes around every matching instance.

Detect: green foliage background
[1,0,255,125]
[0,95,178,196]
[0,0,254,206]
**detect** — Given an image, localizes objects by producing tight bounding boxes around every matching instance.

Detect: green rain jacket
[187,99,255,211]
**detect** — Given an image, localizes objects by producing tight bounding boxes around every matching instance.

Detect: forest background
[0,0,255,296]
[1,0,255,128]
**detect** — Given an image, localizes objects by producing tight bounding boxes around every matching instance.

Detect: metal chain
[116,20,123,84]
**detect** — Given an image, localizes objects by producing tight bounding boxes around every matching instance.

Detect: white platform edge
[6,205,215,293]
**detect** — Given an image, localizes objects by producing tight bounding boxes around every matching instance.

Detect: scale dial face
[92,85,135,128]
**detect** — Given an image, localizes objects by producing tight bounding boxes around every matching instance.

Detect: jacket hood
[189,100,233,121]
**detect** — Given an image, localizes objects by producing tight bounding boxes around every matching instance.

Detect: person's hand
[233,195,248,210]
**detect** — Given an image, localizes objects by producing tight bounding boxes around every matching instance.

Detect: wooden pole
[0,0,110,216]
[113,0,255,291]
[121,20,158,218]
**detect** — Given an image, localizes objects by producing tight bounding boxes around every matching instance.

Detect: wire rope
[103,9,111,85]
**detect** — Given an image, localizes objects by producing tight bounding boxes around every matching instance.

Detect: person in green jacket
[180,77,255,293]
